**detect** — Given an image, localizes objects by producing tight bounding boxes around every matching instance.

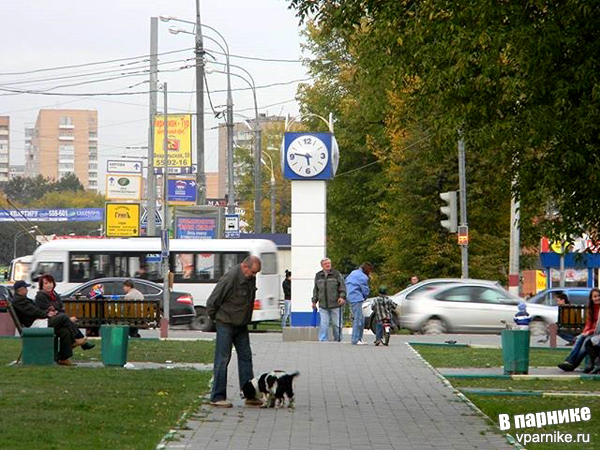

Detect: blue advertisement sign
[167,179,197,204]
[175,217,217,239]
[0,208,103,222]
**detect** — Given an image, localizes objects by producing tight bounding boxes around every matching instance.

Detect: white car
[400,282,557,335]
[362,278,502,330]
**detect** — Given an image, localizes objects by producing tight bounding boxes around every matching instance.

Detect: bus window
[222,252,247,277]
[70,254,91,282]
[260,252,277,275]
[35,262,64,282]
[195,253,215,280]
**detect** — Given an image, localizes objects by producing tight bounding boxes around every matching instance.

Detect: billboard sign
[0,209,103,222]
[105,203,140,237]
[175,217,217,239]
[167,178,197,205]
[153,114,192,168]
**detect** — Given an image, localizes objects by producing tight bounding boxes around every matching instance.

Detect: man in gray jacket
[312,258,346,342]
[207,255,262,407]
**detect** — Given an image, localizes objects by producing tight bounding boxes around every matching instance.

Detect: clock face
[286,135,329,177]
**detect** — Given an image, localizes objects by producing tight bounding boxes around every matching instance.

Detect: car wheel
[529,319,548,337]
[421,318,446,335]
[189,307,215,332]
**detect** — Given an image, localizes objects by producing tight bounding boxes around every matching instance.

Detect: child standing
[513,302,532,330]
[371,286,398,346]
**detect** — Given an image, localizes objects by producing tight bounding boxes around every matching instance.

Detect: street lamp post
[261,152,276,234]
[160,82,170,338]
[13,227,37,259]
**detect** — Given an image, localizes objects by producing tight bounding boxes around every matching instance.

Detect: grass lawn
[450,377,600,392]
[0,366,212,450]
[412,344,600,449]
[0,337,214,365]
[412,344,570,368]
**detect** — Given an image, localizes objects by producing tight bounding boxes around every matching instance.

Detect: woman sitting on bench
[35,274,95,352]
[12,280,85,366]
[558,288,600,372]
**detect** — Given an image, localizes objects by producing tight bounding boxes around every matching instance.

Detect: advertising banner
[167,178,197,205]
[175,217,217,239]
[105,175,142,200]
[0,209,103,222]
[153,114,192,168]
[105,203,140,237]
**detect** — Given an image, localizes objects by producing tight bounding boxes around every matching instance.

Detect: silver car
[400,282,557,335]
[362,278,501,330]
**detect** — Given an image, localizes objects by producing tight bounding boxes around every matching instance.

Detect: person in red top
[558,288,600,372]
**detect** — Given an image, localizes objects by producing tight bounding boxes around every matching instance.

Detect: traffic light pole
[458,136,469,278]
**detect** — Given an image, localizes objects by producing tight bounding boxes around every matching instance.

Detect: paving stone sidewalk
[164,334,513,450]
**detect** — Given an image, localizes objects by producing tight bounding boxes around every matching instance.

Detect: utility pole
[253,118,263,233]
[508,184,520,295]
[270,175,276,234]
[160,82,170,338]
[226,68,235,214]
[458,136,469,278]
[195,0,206,206]
[147,17,158,236]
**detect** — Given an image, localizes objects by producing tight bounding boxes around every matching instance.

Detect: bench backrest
[63,299,161,328]
[557,304,587,334]
[6,298,23,336]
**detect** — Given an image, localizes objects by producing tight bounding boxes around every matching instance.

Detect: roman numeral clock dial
[286,135,329,177]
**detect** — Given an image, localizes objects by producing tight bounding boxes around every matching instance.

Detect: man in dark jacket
[206,255,262,407]
[312,258,347,342]
[11,280,79,365]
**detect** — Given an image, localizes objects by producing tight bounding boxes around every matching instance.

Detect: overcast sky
[0,0,309,191]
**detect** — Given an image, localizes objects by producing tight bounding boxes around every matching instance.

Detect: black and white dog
[242,370,299,408]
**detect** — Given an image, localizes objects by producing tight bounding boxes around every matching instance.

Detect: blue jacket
[345,268,370,303]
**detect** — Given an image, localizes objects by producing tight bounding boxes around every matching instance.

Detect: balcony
[58,135,75,141]
[58,124,75,130]
[88,172,98,179]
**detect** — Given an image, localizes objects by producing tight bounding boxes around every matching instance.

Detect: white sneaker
[356,340,367,345]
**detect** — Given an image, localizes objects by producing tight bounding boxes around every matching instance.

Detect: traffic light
[440,191,458,232]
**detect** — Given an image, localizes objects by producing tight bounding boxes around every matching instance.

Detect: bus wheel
[190,307,215,332]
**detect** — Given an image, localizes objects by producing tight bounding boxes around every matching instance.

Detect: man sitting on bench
[11,280,85,366]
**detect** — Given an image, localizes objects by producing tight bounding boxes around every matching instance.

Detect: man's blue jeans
[282,299,291,327]
[319,307,341,342]
[210,323,254,402]
[566,334,590,367]
[350,301,364,344]
[374,321,383,342]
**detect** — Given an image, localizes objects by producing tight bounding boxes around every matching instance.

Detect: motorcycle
[382,317,391,346]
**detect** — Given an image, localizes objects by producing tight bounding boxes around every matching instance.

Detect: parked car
[528,288,592,307]
[400,282,557,335]
[61,278,196,326]
[362,278,503,330]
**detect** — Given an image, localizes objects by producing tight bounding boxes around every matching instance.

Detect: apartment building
[0,116,10,182]
[28,109,98,190]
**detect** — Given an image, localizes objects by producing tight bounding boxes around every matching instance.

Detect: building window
[88,171,97,179]
[89,153,97,162]
[59,117,73,126]
[88,181,97,188]
[88,163,97,170]
[89,131,97,138]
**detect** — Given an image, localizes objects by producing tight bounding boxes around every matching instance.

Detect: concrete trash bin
[101,325,130,367]
[501,329,530,375]
[22,328,56,366]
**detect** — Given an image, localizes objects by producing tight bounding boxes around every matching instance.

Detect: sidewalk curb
[406,342,525,450]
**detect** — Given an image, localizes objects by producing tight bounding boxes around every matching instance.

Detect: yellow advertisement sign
[154,114,192,168]
[105,203,140,237]
[535,270,547,293]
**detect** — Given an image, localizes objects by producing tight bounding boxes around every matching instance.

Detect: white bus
[29,238,280,331]
[8,255,34,284]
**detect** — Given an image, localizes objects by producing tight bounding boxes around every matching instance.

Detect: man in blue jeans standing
[345,263,373,345]
[207,255,263,408]
[312,258,347,342]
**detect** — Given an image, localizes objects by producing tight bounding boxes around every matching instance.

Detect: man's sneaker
[374,341,381,346]
[244,398,263,407]
[210,400,233,408]
[356,340,367,345]
[558,361,575,372]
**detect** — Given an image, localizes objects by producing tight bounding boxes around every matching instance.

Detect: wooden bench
[63,298,161,328]
[557,304,587,336]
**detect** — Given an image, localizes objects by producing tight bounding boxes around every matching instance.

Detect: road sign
[105,203,140,237]
[107,159,143,174]
[153,114,192,168]
[167,178,197,205]
[224,214,240,238]
[154,164,197,175]
[140,207,162,227]
[105,175,142,200]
